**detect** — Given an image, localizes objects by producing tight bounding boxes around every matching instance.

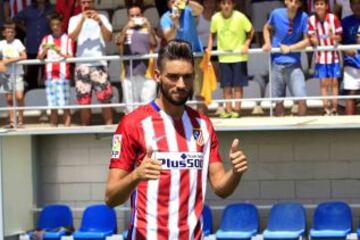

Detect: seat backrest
[267,202,306,232]
[219,203,259,232]
[112,8,128,31]
[143,7,160,28]
[79,204,117,233]
[38,204,73,230]
[24,89,47,107]
[202,204,213,236]
[313,201,352,231]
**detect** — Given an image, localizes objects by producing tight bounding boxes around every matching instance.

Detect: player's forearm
[212,170,242,198]
[105,170,141,207]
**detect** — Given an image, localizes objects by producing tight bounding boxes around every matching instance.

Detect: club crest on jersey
[193,128,203,146]
[111,134,122,158]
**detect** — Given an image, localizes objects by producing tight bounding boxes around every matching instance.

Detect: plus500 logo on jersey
[154,152,204,170]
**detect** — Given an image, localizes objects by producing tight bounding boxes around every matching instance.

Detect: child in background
[308,0,342,116]
[38,13,73,127]
[0,21,27,128]
[207,0,254,118]
[262,0,309,116]
[341,0,360,115]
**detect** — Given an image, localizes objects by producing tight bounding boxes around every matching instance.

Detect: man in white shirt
[68,0,113,125]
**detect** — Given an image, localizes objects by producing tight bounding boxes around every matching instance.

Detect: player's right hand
[135,149,162,181]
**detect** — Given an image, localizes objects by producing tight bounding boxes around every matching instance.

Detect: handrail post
[11,63,17,128]
[268,52,273,117]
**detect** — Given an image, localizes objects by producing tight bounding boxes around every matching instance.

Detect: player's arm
[105,150,162,207]
[208,139,248,198]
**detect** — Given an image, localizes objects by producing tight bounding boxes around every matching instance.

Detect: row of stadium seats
[22,201,360,240]
[215,201,357,240]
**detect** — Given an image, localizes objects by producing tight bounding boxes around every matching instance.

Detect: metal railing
[2,44,360,129]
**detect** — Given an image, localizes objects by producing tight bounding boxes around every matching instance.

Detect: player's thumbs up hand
[229,138,248,175]
[135,147,162,181]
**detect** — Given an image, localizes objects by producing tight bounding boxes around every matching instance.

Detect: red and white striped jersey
[8,0,31,17]
[308,13,342,64]
[38,33,74,81]
[110,101,222,240]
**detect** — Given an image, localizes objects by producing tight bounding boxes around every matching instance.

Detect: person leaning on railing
[263,0,309,117]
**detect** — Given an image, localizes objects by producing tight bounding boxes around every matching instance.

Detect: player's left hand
[229,138,248,175]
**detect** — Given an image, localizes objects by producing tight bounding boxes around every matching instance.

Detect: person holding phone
[68,0,114,125]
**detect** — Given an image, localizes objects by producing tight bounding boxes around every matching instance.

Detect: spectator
[341,0,360,115]
[37,13,73,127]
[56,0,82,32]
[251,0,283,46]
[334,0,353,19]
[306,0,337,14]
[308,0,342,116]
[207,0,254,118]
[68,0,113,125]
[117,3,157,113]
[160,0,206,112]
[13,0,55,90]
[4,0,31,21]
[263,0,309,116]
[0,21,27,128]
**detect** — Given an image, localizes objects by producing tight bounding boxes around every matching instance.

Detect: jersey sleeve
[109,116,139,172]
[16,39,26,52]
[160,13,172,32]
[307,16,316,35]
[68,16,77,35]
[242,14,252,33]
[206,118,222,163]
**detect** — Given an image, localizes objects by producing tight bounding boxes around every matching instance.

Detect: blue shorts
[314,63,341,79]
[219,62,248,88]
[271,63,307,99]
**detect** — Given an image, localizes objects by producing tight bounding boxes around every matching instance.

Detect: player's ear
[154,69,161,83]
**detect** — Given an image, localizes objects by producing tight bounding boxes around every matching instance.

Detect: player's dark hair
[157,39,194,72]
[2,20,16,31]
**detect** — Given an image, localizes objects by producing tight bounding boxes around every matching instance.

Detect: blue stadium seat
[28,204,73,240]
[202,204,213,236]
[73,204,117,240]
[310,201,352,239]
[357,220,360,239]
[216,203,259,240]
[263,202,306,240]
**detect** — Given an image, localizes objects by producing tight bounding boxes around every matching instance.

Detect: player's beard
[159,82,193,106]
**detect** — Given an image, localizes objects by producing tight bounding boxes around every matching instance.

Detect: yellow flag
[200,51,217,105]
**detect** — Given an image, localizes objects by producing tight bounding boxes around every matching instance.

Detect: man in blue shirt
[14,0,54,90]
[263,0,309,116]
[160,0,206,112]
[341,0,360,115]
